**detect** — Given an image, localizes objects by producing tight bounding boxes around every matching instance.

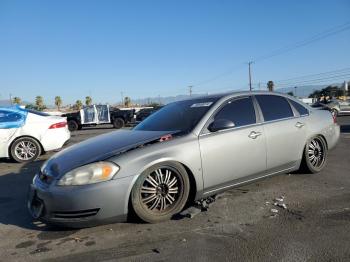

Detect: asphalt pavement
[0,118,349,262]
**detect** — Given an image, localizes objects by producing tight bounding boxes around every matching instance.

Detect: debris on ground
[178,195,218,219]
[179,206,202,218]
[271,208,279,213]
[273,195,287,210]
[195,195,217,211]
[152,248,160,254]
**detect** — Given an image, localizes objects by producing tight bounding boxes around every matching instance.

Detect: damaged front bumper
[27,174,135,228]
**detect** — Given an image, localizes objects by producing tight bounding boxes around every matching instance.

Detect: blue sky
[0,0,349,105]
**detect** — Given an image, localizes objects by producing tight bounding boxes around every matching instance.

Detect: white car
[0,106,70,162]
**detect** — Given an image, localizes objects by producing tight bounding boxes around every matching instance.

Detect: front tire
[10,137,42,163]
[131,162,190,223]
[301,136,328,173]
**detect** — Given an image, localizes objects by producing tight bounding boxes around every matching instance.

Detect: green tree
[54,96,62,110]
[13,97,22,105]
[75,100,83,110]
[85,96,92,106]
[287,91,294,96]
[267,81,274,92]
[35,96,45,111]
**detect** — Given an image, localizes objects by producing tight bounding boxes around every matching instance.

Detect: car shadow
[0,160,76,235]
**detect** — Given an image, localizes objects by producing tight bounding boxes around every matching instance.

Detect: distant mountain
[0,100,32,107]
[132,84,332,105]
[275,85,330,97]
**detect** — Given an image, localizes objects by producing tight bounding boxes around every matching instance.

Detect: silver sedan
[28,91,340,227]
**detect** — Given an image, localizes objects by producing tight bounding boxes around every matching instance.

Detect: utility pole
[188,85,193,96]
[121,92,124,106]
[248,61,253,91]
[294,86,297,97]
[258,82,261,90]
[9,93,12,105]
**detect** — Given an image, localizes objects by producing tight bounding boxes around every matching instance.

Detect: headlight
[57,162,119,186]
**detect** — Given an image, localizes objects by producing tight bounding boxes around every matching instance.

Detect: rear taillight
[49,122,67,129]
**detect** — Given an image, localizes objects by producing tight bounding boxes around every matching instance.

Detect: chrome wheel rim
[14,141,37,161]
[141,167,181,213]
[308,137,325,168]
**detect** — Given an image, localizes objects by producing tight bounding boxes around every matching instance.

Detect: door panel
[263,119,307,170]
[199,126,266,190]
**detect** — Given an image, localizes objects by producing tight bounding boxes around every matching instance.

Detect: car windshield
[134,97,219,133]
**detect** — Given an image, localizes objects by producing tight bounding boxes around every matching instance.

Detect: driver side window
[214,97,256,128]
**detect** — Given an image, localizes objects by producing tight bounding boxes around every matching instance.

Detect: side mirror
[208,119,235,132]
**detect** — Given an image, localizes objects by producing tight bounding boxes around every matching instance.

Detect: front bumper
[27,174,135,228]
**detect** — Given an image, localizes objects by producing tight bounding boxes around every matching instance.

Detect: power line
[253,21,350,63]
[190,21,350,89]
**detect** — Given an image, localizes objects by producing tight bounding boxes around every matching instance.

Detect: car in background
[135,106,162,122]
[311,99,350,117]
[62,105,135,131]
[28,91,339,227]
[0,106,70,163]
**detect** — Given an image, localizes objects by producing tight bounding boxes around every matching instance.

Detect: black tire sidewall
[304,136,328,173]
[113,118,125,129]
[131,162,190,223]
[10,137,41,163]
[68,120,79,131]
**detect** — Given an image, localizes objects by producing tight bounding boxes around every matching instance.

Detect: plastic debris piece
[271,208,279,213]
[180,206,202,218]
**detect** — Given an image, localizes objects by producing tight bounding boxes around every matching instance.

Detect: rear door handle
[248,131,262,139]
[295,122,305,128]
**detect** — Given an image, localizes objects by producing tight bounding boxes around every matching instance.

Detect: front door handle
[295,122,305,128]
[248,131,262,139]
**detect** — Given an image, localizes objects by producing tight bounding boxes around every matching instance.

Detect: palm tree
[124,96,131,107]
[75,100,83,110]
[85,96,92,106]
[54,96,62,111]
[267,81,274,92]
[13,97,22,105]
[35,96,45,110]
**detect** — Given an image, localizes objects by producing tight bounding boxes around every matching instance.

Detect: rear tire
[68,120,79,131]
[113,118,125,129]
[131,162,190,223]
[300,136,328,173]
[10,137,42,163]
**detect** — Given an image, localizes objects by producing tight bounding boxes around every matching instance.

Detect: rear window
[256,95,294,122]
[26,109,50,116]
[289,99,309,116]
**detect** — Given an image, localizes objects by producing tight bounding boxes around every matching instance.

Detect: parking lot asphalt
[0,118,349,262]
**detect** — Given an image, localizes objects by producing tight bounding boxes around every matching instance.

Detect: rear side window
[289,99,309,116]
[256,95,293,122]
[214,97,256,127]
[0,111,22,122]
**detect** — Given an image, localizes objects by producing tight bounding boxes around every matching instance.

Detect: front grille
[53,208,100,219]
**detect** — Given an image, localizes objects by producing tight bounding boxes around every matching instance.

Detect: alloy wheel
[14,140,38,161]
[141,167,181,213]
[308,137,325,168]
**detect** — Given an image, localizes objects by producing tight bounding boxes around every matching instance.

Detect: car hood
[43,130,174,177]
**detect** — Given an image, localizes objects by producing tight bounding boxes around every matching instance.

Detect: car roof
[179,90,291,101]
